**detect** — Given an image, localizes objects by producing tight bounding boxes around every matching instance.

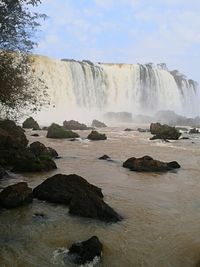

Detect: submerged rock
[31,133,39,137]
[98,155,111,160]
[63,120,88,130]
[137,128,149,133]
[92,119,107,128]
[150,123,181,140]
[22,117,40,130]
[123,155,180,172]
[33,174,121,222]
[124,128,134,131]
[87,131,107,141]
[68,236,102,265]
[0,182,33,208]
[47,123,79,139]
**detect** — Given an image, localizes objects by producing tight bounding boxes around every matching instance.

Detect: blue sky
[34,0,200,82]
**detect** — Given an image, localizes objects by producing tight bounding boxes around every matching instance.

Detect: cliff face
[31,55,200,123]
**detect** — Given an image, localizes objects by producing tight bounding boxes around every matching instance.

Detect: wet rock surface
[0,182,33,208]
[150,123,181,140]
[33,173,122,222]
[87,130,107,141]
[22,117,40,130]
[47,123,80,139]
[63,120,89,130]
[123,155,180,172]
[68,236,103,265]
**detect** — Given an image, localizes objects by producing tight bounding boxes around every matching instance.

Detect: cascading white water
[32,55,200,124]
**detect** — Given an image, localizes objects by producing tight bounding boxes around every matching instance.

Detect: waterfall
[32,55,200,124]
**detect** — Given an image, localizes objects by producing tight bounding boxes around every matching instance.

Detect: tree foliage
[0,0,48,119]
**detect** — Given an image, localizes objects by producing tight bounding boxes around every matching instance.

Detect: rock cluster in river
[0,120,58,172]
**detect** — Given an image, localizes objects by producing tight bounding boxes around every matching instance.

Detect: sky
[33,0,200,82]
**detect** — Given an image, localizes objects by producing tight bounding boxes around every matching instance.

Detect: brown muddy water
[0,126,200,267]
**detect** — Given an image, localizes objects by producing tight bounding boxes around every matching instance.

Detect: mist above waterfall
[32,55,199,125]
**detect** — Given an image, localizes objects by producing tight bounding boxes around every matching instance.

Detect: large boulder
[29,141,58,158]
[33,174,122,222]
[87,131,107,141]
[123,155,180,172]
[91,119,107,128]
[12,148,57,172]
[69,191,121,222]
[22,117,40,130]
[63,120,88,130]
[68,236,102,265]
[33,174,103,203]
[0,182,33,208]
[150,123,181,140]
[47,123,79,139]
[0,120,28,149]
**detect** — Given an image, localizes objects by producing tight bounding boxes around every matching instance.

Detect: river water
[0,126,200,267]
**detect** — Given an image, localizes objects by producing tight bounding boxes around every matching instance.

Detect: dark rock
[22,117,40,130]
[29,141,58,158]
[12,148,57,172]
[47,123,79,139]
[63,120,88,130]
[0,182,33,208]
[150,122,162,134]
[33,174,121,222]
[137,128,149,132]
[189,128,199,134]
[0,120,28,149]
[150,123,181,140]
[33,174,103,203]
[0,166,7,179]
[91,120,107,128]
[167,161,181,169]
[31,133,39,137]
[124,128,133,131]
[180,137,189,140]
[68,236,102,265]
[98,155,111,160]
[87,131,107,141]
[123,155,180,172]
[69,191,122,222]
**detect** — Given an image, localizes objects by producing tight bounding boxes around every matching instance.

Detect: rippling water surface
[1,126,200,267]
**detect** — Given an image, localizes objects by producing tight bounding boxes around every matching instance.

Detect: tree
[0,0,48,119]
